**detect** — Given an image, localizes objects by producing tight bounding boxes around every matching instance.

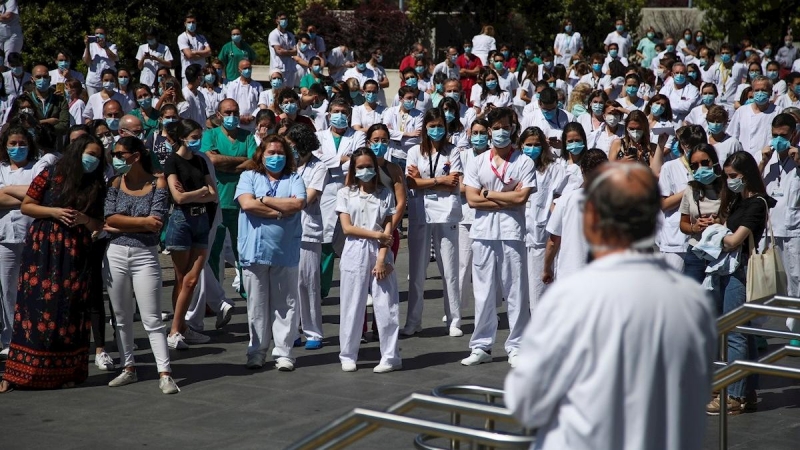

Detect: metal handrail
[713,345,800,391]
[285,393,531,450]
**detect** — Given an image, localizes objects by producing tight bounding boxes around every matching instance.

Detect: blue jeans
[165,208,211,251]
[682,249,707,284]
[718,267,757,398]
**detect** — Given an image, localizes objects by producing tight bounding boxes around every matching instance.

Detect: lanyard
[427,150,442,178]
[489,149,512,184]
[777,155,794,186]
[35,94,51,117]
[267,179,281,197]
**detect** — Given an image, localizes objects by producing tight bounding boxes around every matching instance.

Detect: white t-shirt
[200,86,226,119]
[464,149,537,241]
[433,61,460,80]
[82,91,133,120]
[526,163,567,248]
[3,71,30,98]
[179,86,208,128]
[342,67,378,89]
[68,99,85,126]
[85,42,118,88]
[726,103,783,159]
[559,160,583,194]
[406,144,463,224]
[603,31,633,58]
[471,34,497,66]
[711,134,743,163]
[0,159,50,243]
[299,156,329,243]
[390,90,432,115]
[459,148,480,225]
[327,47,353,82]
[335,185,396,233]
[545,188,587,278]
[257,88,276,109]
[776,93,800,109]
[657,159,691,252]
[588,124,624,157]
[136,43,174,87]
[177,32,210,77]
[683,104,710,129]
[352,103,385,131]
[618,95,646,112]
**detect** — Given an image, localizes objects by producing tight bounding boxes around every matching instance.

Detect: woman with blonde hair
[566,82,591,118]
[472,25,497,66]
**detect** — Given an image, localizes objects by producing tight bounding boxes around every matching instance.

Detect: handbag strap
[757,195,776,251]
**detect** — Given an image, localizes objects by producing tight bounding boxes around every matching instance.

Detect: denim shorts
[165,207,211,251]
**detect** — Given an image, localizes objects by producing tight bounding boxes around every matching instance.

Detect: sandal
[0,380,14,393]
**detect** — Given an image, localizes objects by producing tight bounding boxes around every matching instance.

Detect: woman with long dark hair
[0,135,106,392]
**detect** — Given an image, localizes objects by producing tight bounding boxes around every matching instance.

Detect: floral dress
[3,168,100,388]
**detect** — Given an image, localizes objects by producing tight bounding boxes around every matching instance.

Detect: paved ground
[1,241,799,449]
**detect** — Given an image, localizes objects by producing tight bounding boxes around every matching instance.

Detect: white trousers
[405,222,461,328]
[0,243,22,348]
[470,240,530,354]
[457,224,473,311]
[339,238,400,366]
[243,264,297,361]
[526,246,546,314]
[0,32,22,56]
[104,244,171,373]
[297,242,323,340]
[405,220,429,328]
[185,215,231,331]
[776,237,800,332]
[662,251,685,272]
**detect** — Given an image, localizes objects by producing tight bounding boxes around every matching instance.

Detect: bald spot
[120,114,143,130]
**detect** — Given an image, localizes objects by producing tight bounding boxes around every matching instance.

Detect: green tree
[696,0,800,44]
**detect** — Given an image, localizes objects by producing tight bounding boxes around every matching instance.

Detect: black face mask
[586,251,595,265]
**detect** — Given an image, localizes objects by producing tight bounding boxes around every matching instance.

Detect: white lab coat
[315,128,366,243]
[505,252,716,450]
[382,106,422,162]
[225,77,263,132]
[726,102,783,160]
[545,188,587,279]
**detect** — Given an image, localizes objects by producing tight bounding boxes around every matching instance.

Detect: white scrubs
[463,149,536,355]
[404,144,463,330]
[726,102,783,160]
[546,188,587,279]
[297,156,328,341]
[335,186,401,367]
[657,159,691,271]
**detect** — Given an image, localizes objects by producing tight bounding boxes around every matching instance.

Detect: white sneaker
[159,375,180,394]
[161,311,173,321]
[400,324,422,336]
[449,327,464,337]
[94,351,114,371]
[183,328,210,345]
[366,293,374,307]
[167,333,189,350]
[460,349,492,366]
[442,315,447,323]
[108,370,137,387]
[275,357,295,372]
[341,362,357,372]
[246,355,265,369]
[373,363,401,374]
[0,347,9,360]
[216,302,233,329]
[508,350,519,368]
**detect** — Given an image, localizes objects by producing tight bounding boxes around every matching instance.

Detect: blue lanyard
[266,179,281,197]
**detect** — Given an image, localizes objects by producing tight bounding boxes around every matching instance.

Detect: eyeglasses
[689,159,712,171]
[122,128,144,136]
[97,132,114,139]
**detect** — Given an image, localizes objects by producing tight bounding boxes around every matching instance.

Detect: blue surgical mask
[565,25,573,33]
[112,156,132,175]
[82,154,100,173]
[591,102,604,115]
[650,104,665,117]
[542,108,556,120]
[749,71,760,81]
[609,49,618,58]
[162,117,177,125]
[186,139,202,152]
[647,32,655,39]
[312,65,322,74]
[147,39,157,47]
[271,78,284,89]
[370,142,388,158]
[309,32,316,40]
[626,85,639,97]
[767,71,779,80]
[376,55,383,63]
[721,54,732,64]
[57,60,70,71]
[697,36,704,43]
[493,61,504,71]
[445,92,460,101]
[415,66,425,74]
[566,142,585,155]
[693,167,718,185]
[592,63,602,72]
[707,122,723,135]
[471,134,488,150]
[666,45,675,53]
[222,115,240,131]
[330,112,348,129]
[616,25,624,32]
[771,136,791,152]
[103,81,116,92]
[572,104,587,116]
[35,77,50,91]
[524,49,533,58]
[794,84,800,97]
[464,47,472,54]
[701,94,715,106]
[264,154,286,172]
[349,91,359,100]
[106,117,120,131]
[485,80,498,90]
[673,73,686,85]
[364,92,377,103]
[745,98,755,105]
[444,111,456,123]
[427,126,445,141]
[402,99,415,111]
[138,97,153,109]
[688,72,698,80]
[522,145,542,160]
[204,73,216,84]
[186,23,197,33]
[405,78,418,88]
[501,51,509,59]
[753,91,770,105]
[7,146,28,162]
[435,83,443,93]
[281,102,299,115]
[118,77,129,86]
[671,140,682,157]
[699,58,708,67]
[241,68,252,79]
[355,167,376,182]
[727,177,745,193]
[232,35,242,44]
[491,129,511,148]
[356,63,366,71]
[745,50,752,58]
[279,19,288,29]
[11,66,22,76]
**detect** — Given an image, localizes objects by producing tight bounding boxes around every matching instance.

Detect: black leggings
[89,238,112,349]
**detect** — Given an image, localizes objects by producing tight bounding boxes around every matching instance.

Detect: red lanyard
[489,149,512,184]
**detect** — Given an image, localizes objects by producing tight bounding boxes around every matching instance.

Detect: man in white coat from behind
[505,162,717,450]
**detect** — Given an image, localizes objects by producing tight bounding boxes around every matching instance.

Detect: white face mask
[628,129,644,142]
[604,114,620,127]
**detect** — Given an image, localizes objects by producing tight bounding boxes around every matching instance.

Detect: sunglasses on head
[689,159,712,171]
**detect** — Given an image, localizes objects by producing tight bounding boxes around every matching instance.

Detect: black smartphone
[165,80,175,90]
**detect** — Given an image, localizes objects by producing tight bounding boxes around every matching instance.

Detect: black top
[726,194,774,261]
[163,152,210,210]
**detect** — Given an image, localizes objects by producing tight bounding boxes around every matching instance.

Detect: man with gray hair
[506,162,717,450]
[119,114,145,141]
[727,75,783,160]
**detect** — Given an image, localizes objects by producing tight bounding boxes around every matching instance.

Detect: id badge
[426,191,438,200]
[772,190,785,198]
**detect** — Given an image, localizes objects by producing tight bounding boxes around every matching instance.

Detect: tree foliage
[695,0,800,45]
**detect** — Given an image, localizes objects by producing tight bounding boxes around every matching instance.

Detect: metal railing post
[719,331,728,450]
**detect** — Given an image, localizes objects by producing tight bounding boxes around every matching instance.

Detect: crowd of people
[0,8,795,430]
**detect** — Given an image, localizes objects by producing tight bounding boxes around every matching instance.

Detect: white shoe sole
[341,363,357,372]
[449,327,464,337]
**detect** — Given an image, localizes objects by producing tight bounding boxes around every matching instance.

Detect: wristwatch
[482,189,489,198]
[277,211,283,220]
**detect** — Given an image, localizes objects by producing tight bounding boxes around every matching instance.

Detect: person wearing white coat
[403,108,464,337]
[224,61,262,133]
[518,128,567,310]
[336,148,401,373]
[382,86,423,171]
[461,107,536,367]
[506,162,716,450]
[553,20,583,67]
[316,99,367,298]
